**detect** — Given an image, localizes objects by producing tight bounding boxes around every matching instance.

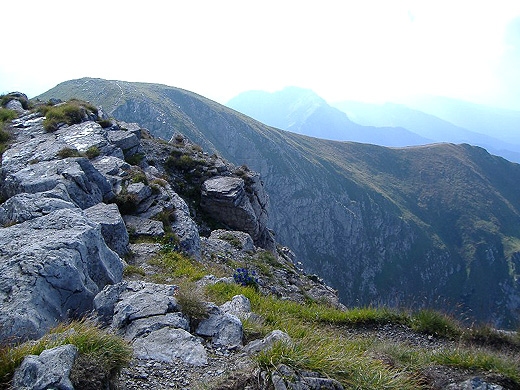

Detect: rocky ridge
[0,95,347,389]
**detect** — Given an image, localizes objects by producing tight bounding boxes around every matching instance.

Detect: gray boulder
[84,202,129,256]
[107,129,140,155]
[0,208,123,341]
[133,327,207,366]
[5,98,25,114]
[123,215,164,237]
[220,294,252,319]
[94,281,180,331]
[12,344,78,390]
[244,330,291,355]
[209,230,255,252]
[270,364,344,390]
[195,305,243,349]
[200,175,274,250]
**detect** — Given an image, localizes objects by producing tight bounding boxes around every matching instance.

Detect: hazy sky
[2,1,520,110]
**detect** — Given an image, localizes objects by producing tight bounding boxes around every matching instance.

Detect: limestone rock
[200,175,274,250]
[2,158,114,209]
[446,377,504,390]
[0,185,76,225]
[126,182,152,204]
[123,215,164,237]
[220,294,252,319]
[209,229,255,252]
[12,344,78,390]
[0,208,123,341]
[84,202,129,256]
[94,281,179,331]
[107,129,140,155]
[133,327,207,366]
[244,330,291,355]
[270,364,344,390]
[124,312,190,340]
[195,305,243,349]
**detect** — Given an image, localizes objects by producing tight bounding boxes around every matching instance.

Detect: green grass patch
[411,309,462,338]
[0,320,131,387]
[205,282,520,388]
[149,251,207,282]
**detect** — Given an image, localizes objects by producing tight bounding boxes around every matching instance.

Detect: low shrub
[125,153,145,166]
[57,147,81,159]
[175,281,209,321]
[0,108,17,123]
[123,265,146,277]
[84,146,100,159]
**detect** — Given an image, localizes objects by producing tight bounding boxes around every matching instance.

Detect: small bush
[130,171,148,185]
[84,146,100,159]
[57,147,81,159]
[149,251,207,282]
[176,281,209,321]
[125,153,145,166]
[114,192,139,214]
[97,119,112,128]
[0,128,9,143]
[0,108,17,123]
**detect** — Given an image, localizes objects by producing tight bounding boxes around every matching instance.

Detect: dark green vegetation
[38,78,520,329]
[0,320,132,388]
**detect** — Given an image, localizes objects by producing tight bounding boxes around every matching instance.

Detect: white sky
[2,0,520,110]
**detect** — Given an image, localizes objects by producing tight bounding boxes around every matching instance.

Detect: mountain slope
[227,87,431,146]
[333,100,520,163]
[38,78,520,328]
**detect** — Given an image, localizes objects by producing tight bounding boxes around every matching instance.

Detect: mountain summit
[38,78,520,328]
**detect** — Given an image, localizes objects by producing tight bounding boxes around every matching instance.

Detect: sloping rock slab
[0,208,123,341]
[0,185,76,225]
[2,158,113,209]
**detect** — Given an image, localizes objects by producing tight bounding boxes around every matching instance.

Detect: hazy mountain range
[38,78,520,328]
[228,87,520,163]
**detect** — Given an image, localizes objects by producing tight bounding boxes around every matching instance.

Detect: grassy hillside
[38,78,520,328]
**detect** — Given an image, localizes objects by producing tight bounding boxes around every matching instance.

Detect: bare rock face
[200,174,275,251]
[0,208,123,341]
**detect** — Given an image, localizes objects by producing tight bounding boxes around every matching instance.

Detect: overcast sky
[2,1,520,110]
